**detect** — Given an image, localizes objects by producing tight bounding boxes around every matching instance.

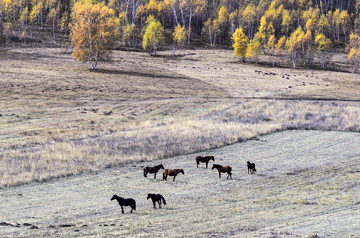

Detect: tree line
[2,0,360,70]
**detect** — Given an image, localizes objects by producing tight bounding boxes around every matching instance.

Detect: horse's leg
[173,175,176,182]
[121,205,124,214]
[154,172,157,179]
[206,161,208,168]
[153,200,156,209]
[158,200,161,208]
[197,161,199,168]
[130,207,133,213]
[219,172,221,178]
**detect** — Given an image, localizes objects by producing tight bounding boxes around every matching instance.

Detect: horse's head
[212,164,216,170]
[247,161,251,165]
[147,194,151,200]
[180,169,184,174]
[160,164,164,169]
[110,195,117,201]
[211,156,215,161]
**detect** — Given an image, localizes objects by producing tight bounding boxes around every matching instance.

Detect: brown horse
[143,164,164,179]
[212,164,232,179]
[163,169,184,181]
[195,156,215,168]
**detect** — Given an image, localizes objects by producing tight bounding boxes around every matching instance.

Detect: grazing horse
[110,195,136,214]
[144,164,164,179]
[163,169,184,182]
[247,161,257,174]
[147,193,166,209]
[212,164,232,179]
[195,156,215,168]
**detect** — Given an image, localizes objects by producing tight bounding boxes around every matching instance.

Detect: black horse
[111,195,136,214]
[212,164,232,179]
[144,164,165,179]
[195,156,215,168]
[147,193,166,209]
[247,161,257,174]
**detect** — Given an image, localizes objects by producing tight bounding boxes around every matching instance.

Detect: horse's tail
[159,195,166,205]
[133,200,136,210]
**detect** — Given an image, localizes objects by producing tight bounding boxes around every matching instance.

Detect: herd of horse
[111,155,257,213]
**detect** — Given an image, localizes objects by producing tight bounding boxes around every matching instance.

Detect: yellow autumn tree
[123,23,137,48]
[266,34,276,66]
[281,9,292,36]
[315,33,331,68]
[173,24,186,53]
[218,5,229,43]
[317,14,329,35]
[70,0,116,70]
[142,19,165,55]
[232,27,249,62]
[348,33,360,72]
[286,26,304,68]
[246,38,262,64]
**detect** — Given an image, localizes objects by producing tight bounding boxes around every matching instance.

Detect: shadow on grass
[90,68,192,80]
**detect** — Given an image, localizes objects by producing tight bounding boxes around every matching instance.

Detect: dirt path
[1,130,360,237]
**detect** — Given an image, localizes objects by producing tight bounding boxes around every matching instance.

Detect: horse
[144,164,164,179]
[212,164,232,179]
[163,169,184,182]
[147,193,167,209]
[195,156,215,168]
[247,161,257,174]
[110,195,136,214]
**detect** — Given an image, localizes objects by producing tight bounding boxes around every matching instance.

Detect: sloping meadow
[1,48,360,187]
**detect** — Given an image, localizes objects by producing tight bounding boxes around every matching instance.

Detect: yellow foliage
[218,5,229,26]
[315,33,331,52]
[348,47,360,60]
[173,24,186,48]
[232,27,249,60]
[147,0,158,14]
[142,19,165,55]
[317,14,329,34]
[246,38,261,61]
[349,33,360,49]
[123,23,137,46]
[242,4,256,24]
[60,11,69,32]
[281,9,292,34]
[145,14,156,25]
[286,26,304,54]
[266,34,276,52]
[70,0,116,69]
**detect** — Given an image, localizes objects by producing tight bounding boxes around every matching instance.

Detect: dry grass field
[1,47,360,188]
[1,46,360,236]
[0,130,359,237]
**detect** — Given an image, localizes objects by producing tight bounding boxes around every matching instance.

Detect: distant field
[1,47,360,188]
[0,130,359,237]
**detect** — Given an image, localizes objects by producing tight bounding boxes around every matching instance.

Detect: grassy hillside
[0,130,359,237]
[1,47,360,188]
